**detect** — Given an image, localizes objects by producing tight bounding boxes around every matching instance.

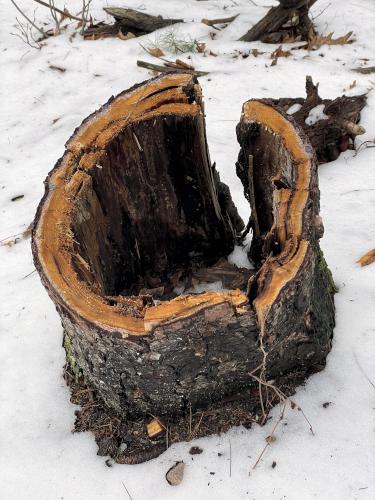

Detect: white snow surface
[305,104,329,125]
[1,1,375,499]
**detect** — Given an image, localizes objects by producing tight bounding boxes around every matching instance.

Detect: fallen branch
[352,66,375,75]
[201,14,238,28]
[137,60,209,77]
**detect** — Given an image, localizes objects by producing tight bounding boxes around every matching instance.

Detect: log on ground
[84,7,183,39]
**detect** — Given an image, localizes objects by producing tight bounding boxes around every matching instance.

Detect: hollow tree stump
[239,0,317,43]
[32,74,335,453]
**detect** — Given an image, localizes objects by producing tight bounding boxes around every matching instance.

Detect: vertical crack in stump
[32,74,335,462]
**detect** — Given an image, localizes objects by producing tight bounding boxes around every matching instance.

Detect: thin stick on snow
[33,0,84,22]
[10,0,45,36]
[121,481,134,500]
[252,401,287,470]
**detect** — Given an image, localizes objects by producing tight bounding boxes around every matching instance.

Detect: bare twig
[201,14,239,28]
[121,481,133,500]
[10,0,45,36]
[354,353,375,391]
[11,16,42,49]
[80,0,93,35]
[229,439,232,477]
[252,401,287,470]
[33,0,83,22]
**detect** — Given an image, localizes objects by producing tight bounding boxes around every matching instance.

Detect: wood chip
[146,418,165,438]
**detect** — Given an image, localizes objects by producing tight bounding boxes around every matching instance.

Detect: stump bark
[32,74,335,444]
[239,0,317,43]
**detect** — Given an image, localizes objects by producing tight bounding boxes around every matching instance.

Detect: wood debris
[357,249,375,267]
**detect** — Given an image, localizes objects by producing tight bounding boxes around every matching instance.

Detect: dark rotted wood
[84,7,183,39]
[33,75,335,463]
[268,76,367,163]
[239,0,317,43]
[236,97,335,366]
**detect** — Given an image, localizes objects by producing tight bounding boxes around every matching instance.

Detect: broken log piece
[33,74,334,450]
[266,76,367,163]
[236,97,335,357]
[84,7,183,39]
[239,0,317,43]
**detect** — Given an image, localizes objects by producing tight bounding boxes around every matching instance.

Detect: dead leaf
[305,31,354,51]
[118,30,135,41]
[357,249,375,267]
[270,46,291,66]
[189,446,203,455]
[166,461,185,486]
[147,47,165,58]
[266,435,276,444]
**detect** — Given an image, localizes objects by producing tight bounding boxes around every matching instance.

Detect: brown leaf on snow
[147,47,165,58]
[305,31,354,51]
[357,249,375,267]
[270,46,291,66]
[166,461,185,486]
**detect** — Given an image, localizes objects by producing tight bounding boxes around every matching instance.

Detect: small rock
[322,401,332,408]
[166,461,185,486]
[272,461,277,468]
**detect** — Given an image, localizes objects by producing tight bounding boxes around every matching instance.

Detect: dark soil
[65,363,316,464]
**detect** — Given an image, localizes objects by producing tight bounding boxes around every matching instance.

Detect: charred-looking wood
[267,76,367,163]
[239,0,317,43]
[83,7,183,39]
[33,74,335,463]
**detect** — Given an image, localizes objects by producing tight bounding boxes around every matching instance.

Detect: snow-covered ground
[1,1,375,498]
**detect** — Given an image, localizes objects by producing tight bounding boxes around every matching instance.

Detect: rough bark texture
[32,74,335,462]
[84,7,183,39]
[268,76,367,163]
[239,0,317,43]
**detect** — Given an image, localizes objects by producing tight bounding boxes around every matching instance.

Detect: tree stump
[239,0,318,43]
[268,76,367,163]
[32,74,335,459]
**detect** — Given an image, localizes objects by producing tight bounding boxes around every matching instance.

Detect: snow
[1,0,375,499]
[305,104,329,125]
[287,103,303,114]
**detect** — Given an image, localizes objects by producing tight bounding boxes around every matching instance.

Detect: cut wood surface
[33,74,335,458]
